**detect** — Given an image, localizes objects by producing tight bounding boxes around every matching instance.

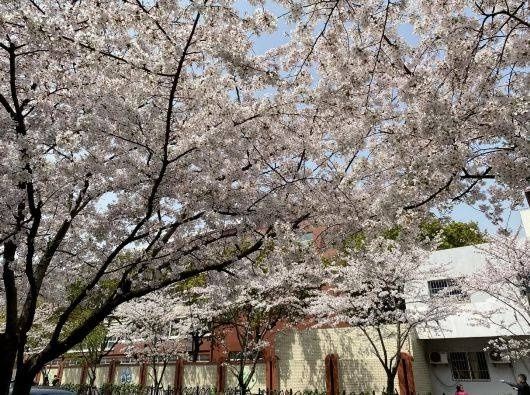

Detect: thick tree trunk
[0,336,18,394]
[11,364,36,395]
[191,332,203,362]
[2,239,20,394]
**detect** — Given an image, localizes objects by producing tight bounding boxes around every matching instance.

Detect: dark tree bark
[0,239,20,394]
[0,336,18,394]
[190,331,205,363]
[385,375,395,395]
[10,362,37,395]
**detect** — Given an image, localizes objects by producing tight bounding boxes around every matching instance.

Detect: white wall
[425,338,530,395]
[520,209,530,238]
[416,244,530,339]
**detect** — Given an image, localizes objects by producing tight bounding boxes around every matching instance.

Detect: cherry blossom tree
[174,277,215,363]
[74,317,117,390]
[0,0,527,394]
[0,1,320,391]
[112,292,193,392]
[199,229,322,393]
[465,234,530,361]
[310,237,459,394]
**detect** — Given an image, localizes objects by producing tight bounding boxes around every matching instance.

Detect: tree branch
[404,174,455,210]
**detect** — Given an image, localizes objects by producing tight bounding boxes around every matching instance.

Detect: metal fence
[58,386,410,395]
[60,385,225,395]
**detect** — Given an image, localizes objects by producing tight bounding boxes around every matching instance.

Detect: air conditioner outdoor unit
[489,350,511,364]
[429,351,448,365]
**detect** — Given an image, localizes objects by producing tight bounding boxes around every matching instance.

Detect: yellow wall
[145,364,176,389]
[225,363,266,391]
[183,364,217,387]
[61,366,82,385]
[408,332,433,394]
[94,365,109,387]
[275,327,400,392]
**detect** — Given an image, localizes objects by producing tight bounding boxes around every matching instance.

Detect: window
[228,351,243,361]
[64,359,81,367]
[168,322,181,338]
[449,352,490,381]
[104,336,119,349]
[120,357,138,365]
[428,278,464,297]
[228,351,263,362]
[49,359,61,367]
[188,352,210,362]
[151,355,179,364]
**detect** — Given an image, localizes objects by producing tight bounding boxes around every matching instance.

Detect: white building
[416,207,530,395]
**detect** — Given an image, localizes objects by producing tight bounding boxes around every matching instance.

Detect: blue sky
[444,204,524,235]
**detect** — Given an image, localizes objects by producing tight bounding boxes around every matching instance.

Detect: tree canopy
[420,217,487,250]
[0,0,527,393]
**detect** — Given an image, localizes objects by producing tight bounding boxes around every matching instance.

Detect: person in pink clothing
[455,383,469,395]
